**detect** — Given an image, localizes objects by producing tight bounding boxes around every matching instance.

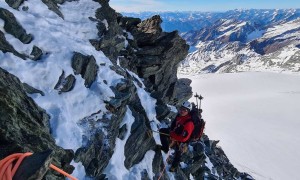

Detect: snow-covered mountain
[122,9,300,74]
[122,9,300,33]
[250,18,300,55]
[182,19,258,46]
[0,0,252,180]
[179,17,300,74]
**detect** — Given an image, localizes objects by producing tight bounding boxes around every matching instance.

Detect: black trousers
[159,128,181,168]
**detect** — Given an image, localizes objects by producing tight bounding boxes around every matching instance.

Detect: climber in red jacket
[159,101,194,172]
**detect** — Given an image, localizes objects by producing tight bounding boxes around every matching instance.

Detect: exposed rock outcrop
[30,45,43,61]
[54,71,76,93]
[90,0,192,105]
[118,16,191,105]
[0,68,74,179]
[0,8,32,44]
[23,83,45,96]
[89,0,125,61]
[5,0,25,9]
[0,30,26,59]
[71,52,98,88]
[41,0,64,19]
[124,106,156,169]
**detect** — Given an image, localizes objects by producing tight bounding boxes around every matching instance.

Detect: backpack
[184,103,206,142]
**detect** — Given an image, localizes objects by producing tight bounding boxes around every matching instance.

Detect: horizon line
[119,8,300,14]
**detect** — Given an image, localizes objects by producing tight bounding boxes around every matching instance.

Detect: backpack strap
[183,117,193,126]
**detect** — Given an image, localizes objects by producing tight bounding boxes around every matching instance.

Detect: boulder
[30,46,43,61]
[0,30,26,59]
[71,52,98,88]
[54,71,76,93]
[0,8,33,44]
[41,0,64,19]
[60,75,76,93]
[5,0,25,9]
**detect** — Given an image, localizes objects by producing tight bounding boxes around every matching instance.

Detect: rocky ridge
[0,67,74,179]
[124,10,300,74]
[0,0,251,179]
[123,9,300,33]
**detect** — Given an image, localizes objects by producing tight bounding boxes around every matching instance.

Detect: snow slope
[180,72,300,180]
[262,18,300,40]
[0,1,162,179]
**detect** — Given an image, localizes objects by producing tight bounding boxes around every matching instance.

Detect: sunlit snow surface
[180,72,300,180]
[0,1,163,179]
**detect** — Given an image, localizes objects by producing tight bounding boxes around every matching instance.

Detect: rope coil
[0,152,77,180]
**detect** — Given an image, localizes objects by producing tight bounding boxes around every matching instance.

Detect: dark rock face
[75,130,111,177]
[0,68,74,179]
[60,75,76,92]
[0,8,33,44]
[134,15,163,46]
[23,83,45,96]
[0,30,26,59]
[75,76,133,177]
[30,46,43,61]
[119,16,191,104]
[90,0,125,62]
[124,106,156,169]
[175,135,254,180]
[152,148,168,180]
[202,136,241,179]
[42,0,82,19]
[251,37,298,55]
[13,150,53,180]
[71,52,98,88]
[5,0,25,9]
[41,0,64,19]
[168,78,192,106]
[82,2,195,178]
[74,71,159,178]
[90,0,192,105]
[54,71,76,93]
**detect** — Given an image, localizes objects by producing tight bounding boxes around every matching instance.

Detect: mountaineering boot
[161,145,169,154]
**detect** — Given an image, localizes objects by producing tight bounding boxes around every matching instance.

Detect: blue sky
[109,0,300,12]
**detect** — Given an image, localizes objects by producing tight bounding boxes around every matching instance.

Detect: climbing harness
[0,152,77,180]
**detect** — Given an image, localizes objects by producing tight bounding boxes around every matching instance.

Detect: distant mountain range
[122,9,300,33]
[123,9,300,74]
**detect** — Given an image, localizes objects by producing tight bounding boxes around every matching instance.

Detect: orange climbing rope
[158,150,171,180]
[49,164,77,180]
[0,152,77,180]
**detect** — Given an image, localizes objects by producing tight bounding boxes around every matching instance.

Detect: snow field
[180,72,300,180]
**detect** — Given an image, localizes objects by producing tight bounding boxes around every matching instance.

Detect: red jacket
[170,114,194,142]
